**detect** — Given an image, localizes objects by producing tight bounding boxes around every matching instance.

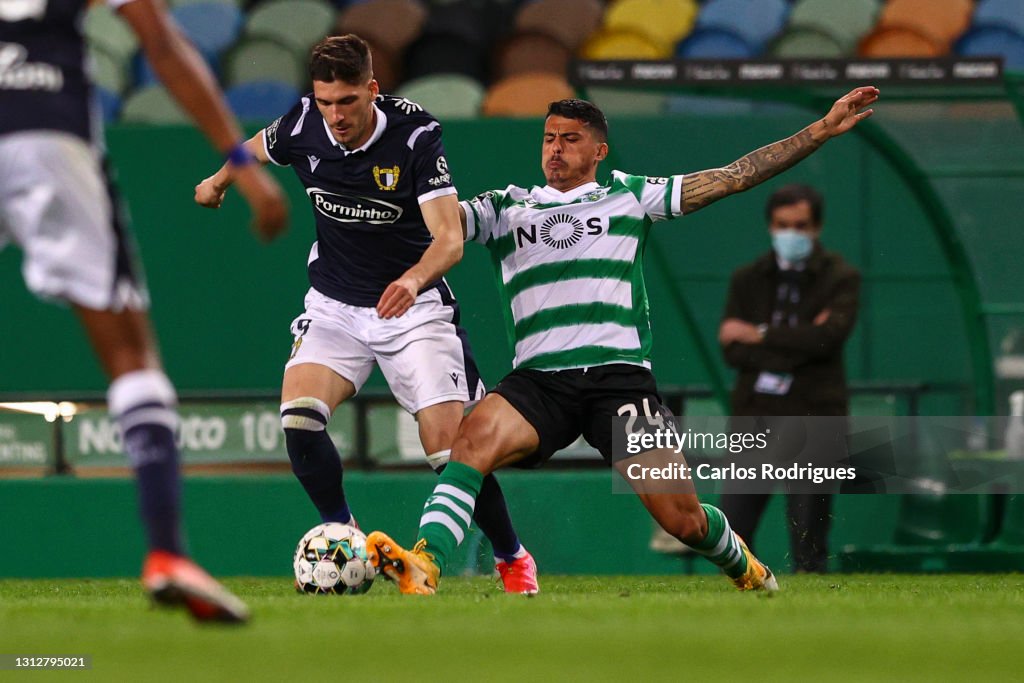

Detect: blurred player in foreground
[0,0,288,622]
[194,35,537,593]
[365,86,880,594]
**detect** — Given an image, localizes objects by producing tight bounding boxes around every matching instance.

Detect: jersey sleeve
[406,122,457,205]
[460,189,505,245]
[261,97,312,167]
[612,170,685,223]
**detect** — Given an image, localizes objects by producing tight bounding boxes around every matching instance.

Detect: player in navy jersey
[1,0,288,621]
[195,34,538,593]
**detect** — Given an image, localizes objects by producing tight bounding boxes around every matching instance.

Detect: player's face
[313,78,380,148]
[542,115,608,191]
[768,201,821,237]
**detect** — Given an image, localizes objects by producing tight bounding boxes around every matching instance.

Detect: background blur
[2,0,1024,579]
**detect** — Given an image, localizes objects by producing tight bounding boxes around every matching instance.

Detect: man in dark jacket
[717,184,860,572]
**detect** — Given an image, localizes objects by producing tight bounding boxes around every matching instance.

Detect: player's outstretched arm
[118,0,287,242]
[376,194,464,319]
[194,132,267,207]
[680,86,879,215]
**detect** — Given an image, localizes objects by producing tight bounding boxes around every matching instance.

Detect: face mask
[772,229,813,263]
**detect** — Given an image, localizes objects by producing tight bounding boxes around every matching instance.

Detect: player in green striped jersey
[367,87,880,594]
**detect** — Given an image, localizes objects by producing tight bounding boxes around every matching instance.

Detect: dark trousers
[719,492,833,573]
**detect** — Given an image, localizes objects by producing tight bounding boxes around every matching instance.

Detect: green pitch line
[2,575,1022,682]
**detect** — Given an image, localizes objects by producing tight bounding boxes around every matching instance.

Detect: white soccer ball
[293,522,375,595]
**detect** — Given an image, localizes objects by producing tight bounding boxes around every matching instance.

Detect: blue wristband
[226,143,255,166]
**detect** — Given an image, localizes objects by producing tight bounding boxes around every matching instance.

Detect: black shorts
[491,363,675,468]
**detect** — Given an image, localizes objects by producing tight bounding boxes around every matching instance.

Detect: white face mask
[772,229,813,263]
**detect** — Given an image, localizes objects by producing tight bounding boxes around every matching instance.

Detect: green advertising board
[0,411,53,470]
[62,402,353,467]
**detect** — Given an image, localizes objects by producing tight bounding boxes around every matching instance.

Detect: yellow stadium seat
[581,28,673,60]
[603,0,699,53]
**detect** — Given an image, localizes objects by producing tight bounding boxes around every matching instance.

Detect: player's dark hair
[546,99,609,142]
[765,184,824,226]
[309,34,373,84]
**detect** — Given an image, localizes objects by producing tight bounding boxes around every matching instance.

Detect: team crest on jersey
[580,189,607,202]
[373,164,401,191]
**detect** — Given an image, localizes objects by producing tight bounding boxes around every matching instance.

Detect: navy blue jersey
[262,94,457,307]
[0,0,112,142]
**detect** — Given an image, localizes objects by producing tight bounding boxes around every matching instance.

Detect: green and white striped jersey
[461,170,684,372]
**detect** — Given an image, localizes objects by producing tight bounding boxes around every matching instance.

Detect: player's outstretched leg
[282,397,354,524]
[367,461,485,594]
[426,450,538,594]
[639,489,777,593]
[142,550,250,623]
[365,532,440,595]
[689,504,778,592]
[108,369,251,622]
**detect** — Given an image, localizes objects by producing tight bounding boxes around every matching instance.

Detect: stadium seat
[420,0,497,49]
[224,38,307,89]
[956,25,1024,70]
[169,0,243,6]
[403,32,487,83]
[245,0,336,55]
[171,2,244,59]
[89,46,129,96]
[768,26,847,58]
[787,0,881,52]
[121,85,191,124]
[395,74,483,119]
[83,3,138,64]
[492,31,573,82]
[859,25,946,58]
[877,0,972,51]
[365,40,402,93]
[581,28,672,60]
[226,81,301,123]
[515,0,605,52]
[94,87,122,123]
[603,0,700,54]
[132,52,161,90]
[975,0,1024,38]
[336,0,427,55]
[695,0,790,52]
[482,73,575,117]
[675,27,758,59]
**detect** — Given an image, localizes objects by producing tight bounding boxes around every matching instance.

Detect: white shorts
[285,284,485,414]
[0,131,148,311]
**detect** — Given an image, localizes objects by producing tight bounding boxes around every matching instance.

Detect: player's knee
[108,368,177,416]
[281,397,331,463]
[451,426,497,474]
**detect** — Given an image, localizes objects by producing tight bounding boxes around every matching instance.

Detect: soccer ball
[293,522,375,595]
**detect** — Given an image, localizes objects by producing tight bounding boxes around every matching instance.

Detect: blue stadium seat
[675,27,758,59]
[134,2,239,88]
[226,81,301,123]
[695,0,790,51]
[975,0,1024,38]
[955,25,1024,70]
[172,2,244,58]
[94,87,122,123]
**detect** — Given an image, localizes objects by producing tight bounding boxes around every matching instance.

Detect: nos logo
[515,213,603,249]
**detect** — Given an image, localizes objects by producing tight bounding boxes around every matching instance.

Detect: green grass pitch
[2,575,1022,681]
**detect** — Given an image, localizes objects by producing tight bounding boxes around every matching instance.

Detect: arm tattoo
[681,123,827,214]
